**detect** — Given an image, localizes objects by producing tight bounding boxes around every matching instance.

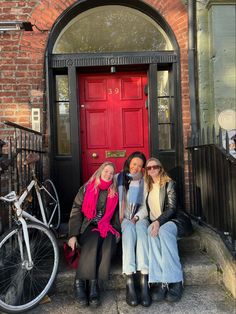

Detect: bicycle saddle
[24,153,40,165]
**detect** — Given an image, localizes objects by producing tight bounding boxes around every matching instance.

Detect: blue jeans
[148,221,183,283]
[121,218,149,275]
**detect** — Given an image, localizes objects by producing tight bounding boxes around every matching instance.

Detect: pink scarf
[82,179,119,238]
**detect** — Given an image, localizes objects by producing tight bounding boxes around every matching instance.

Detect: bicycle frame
[17,179,48,226]
[1,176,59,261]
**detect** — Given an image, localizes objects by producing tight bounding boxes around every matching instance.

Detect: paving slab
[9,285,235,314]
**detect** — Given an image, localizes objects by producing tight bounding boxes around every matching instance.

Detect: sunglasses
[146,165,161,171]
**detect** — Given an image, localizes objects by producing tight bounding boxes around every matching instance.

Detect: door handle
[92,153,98,158]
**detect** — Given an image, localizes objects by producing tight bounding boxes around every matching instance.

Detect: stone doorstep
[55,248,220,294]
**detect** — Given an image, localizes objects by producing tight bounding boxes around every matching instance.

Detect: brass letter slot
[106,150,126,158]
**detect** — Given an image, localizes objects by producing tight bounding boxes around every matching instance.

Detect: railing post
[212,125,216,144]
[219,127,223,147]
[225,131,229,154]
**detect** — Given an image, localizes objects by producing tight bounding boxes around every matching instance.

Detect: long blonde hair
[88,161,117,195]
[144,157,171,192]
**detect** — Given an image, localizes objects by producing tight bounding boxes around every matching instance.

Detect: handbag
[164,182,193,237]
[63,242,80,269]
[171,210,194,237]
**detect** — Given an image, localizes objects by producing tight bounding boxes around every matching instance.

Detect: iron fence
[187,126,236,256]
[0,120,45,233]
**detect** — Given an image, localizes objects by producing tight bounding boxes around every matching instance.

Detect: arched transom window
[53,5,173,53]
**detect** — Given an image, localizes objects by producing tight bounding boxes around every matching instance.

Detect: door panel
[79,72,149,182]
[86,109,108,147]
[85,79,107,101]
[122,108,144,147]
[120,77,142,99]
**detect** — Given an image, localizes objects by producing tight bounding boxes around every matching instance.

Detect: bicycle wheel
[0,222,59,313]
[41,179,61,230]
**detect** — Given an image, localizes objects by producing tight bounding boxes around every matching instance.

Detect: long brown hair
[144,157,171,191]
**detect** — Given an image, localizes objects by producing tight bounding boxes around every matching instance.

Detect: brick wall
[0,0,191,205]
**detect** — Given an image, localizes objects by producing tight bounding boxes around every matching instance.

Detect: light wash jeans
[148,221,183,283]
[121,218,149,275]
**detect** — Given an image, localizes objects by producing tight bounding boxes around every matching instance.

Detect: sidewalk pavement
[24,285,235,314]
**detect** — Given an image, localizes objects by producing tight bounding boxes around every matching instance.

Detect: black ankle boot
[126,274,138,306]
[74,279,88,306]
[140,274,151,307]
[89,279,100,307]
[151,282,168,301]
[166,282,183,302]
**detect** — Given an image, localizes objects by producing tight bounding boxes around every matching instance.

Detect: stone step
[178,233,202,253]
[28,284,236,314]
[55,245,219,294]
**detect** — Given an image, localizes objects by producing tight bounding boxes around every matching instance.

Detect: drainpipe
[188,0,198,134]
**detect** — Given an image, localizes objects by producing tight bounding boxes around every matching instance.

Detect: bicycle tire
[0,222,59,313]
[41,179,61,230]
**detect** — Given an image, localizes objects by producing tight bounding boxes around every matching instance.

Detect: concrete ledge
[194,223,236,298]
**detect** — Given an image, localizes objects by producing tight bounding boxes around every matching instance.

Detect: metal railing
[187,126,236,257]
[0,120,45,233]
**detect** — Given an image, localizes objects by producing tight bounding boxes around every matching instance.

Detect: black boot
[165,282,183,302]
[126,274,138,306]
[74,279,88,306]
[151,282,167,301]
[89,279,100,307]
[140,274,151,307]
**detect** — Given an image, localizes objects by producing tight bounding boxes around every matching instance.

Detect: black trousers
[76,225,116,280]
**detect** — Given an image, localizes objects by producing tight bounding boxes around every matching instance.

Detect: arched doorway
[46,1,183,219]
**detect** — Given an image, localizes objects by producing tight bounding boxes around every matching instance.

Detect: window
[157,70,174,150]
[55,75,71,155]
[53,5,172,53]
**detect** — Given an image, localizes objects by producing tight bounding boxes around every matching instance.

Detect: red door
[79,72,149,182]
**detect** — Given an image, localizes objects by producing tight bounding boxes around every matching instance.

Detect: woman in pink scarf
[68,162,119,308]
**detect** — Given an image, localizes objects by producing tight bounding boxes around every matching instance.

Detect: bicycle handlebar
[0,191,17,202]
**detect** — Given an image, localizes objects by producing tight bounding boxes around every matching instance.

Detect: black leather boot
[151,282,168,301]
[165,282,183,302]
[140,274,151,307]
[74,279,88,306]
[126,274,138,306]
[89,279,100,307]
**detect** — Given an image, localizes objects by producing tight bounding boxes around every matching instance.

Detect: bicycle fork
[15,205,34,270]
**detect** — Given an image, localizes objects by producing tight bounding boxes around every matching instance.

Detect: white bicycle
[0,153,60,313]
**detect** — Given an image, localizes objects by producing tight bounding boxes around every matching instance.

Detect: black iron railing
[187,126,236,257]
[0,121,45,233]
